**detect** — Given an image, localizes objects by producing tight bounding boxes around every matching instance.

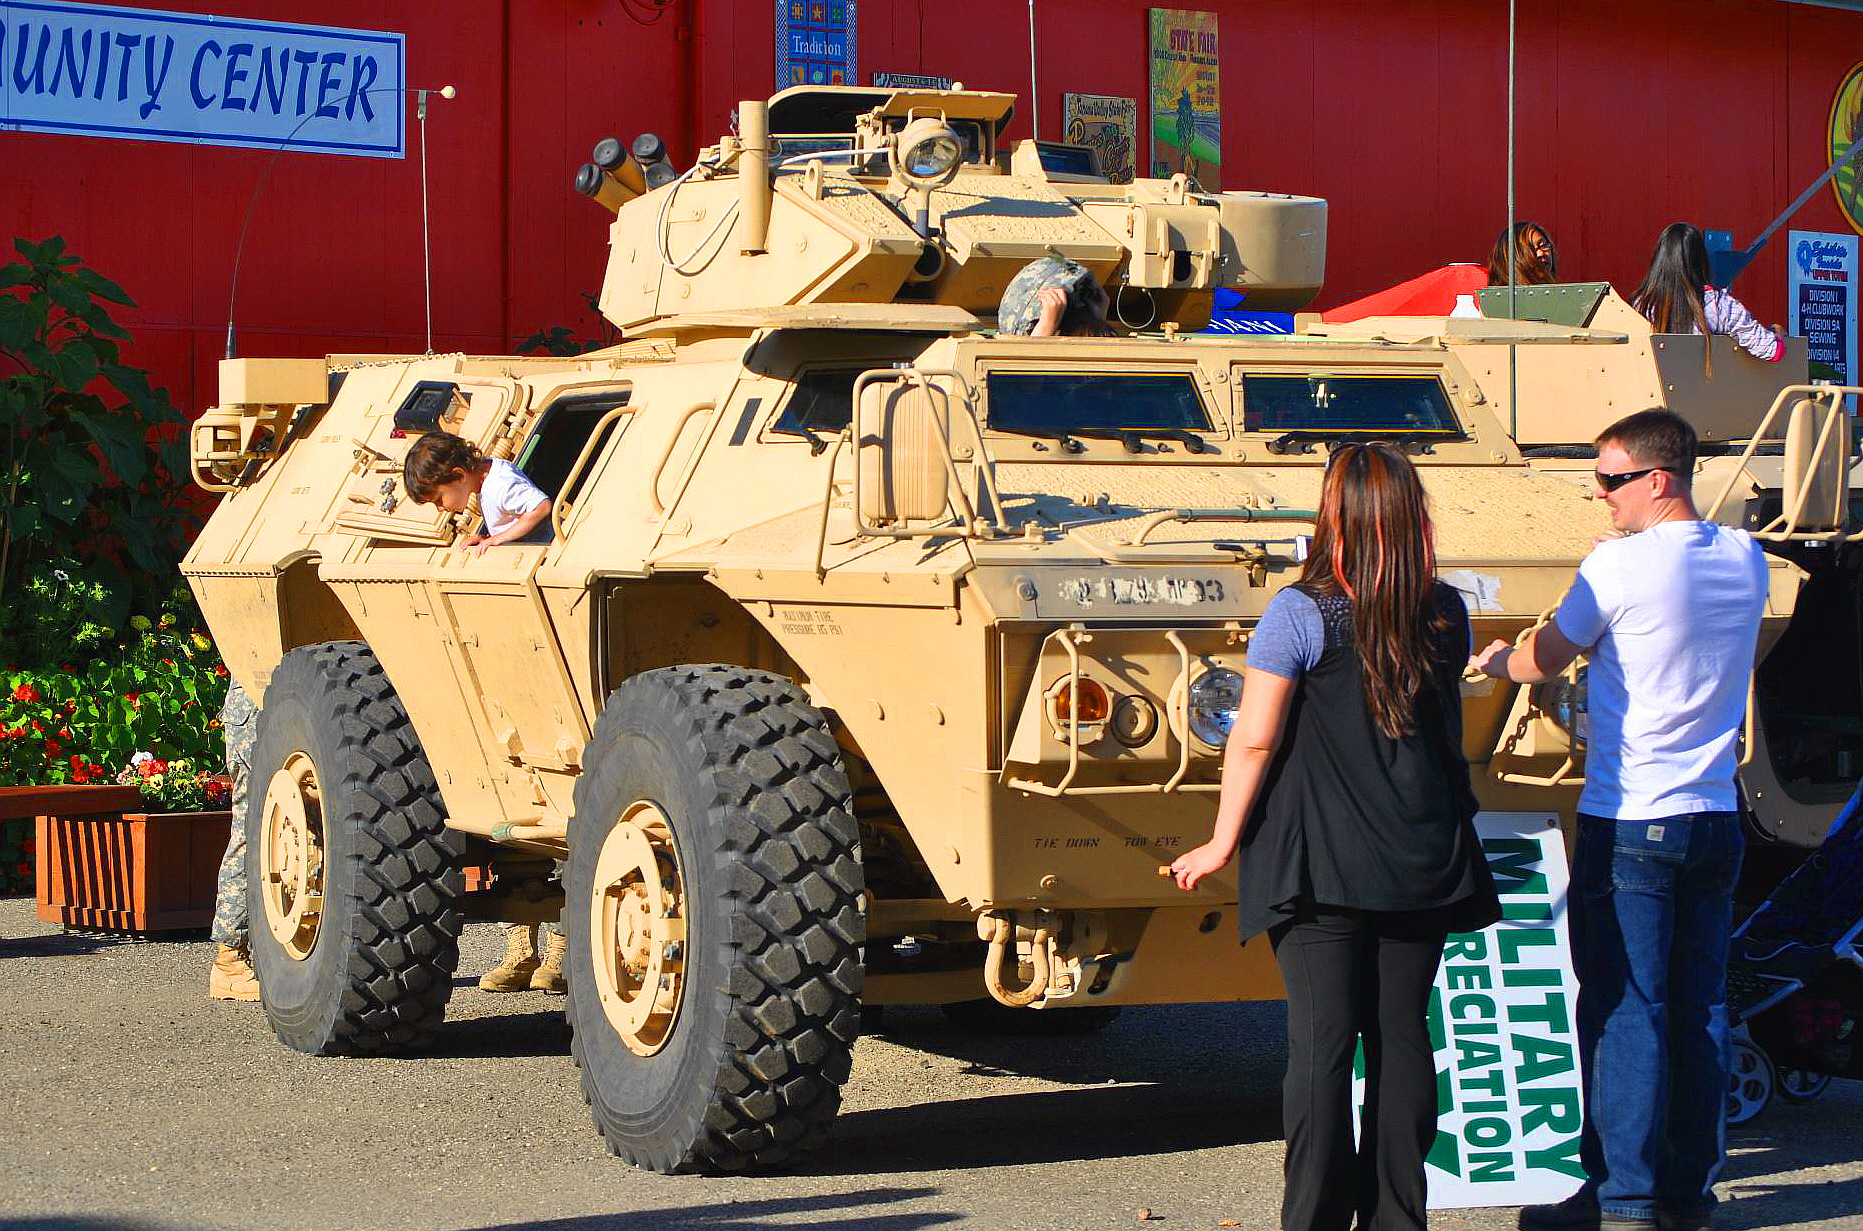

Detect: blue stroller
[1723,784,1863,1123]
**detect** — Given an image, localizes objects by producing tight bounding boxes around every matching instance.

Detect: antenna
[225,85,457,362]
[1028,0,1040,141]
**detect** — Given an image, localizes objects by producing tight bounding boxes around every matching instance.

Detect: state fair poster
[1354,813,1586,1209]
[1147,8,1220,187]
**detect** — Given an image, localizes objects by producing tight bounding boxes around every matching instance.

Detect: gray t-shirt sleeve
[1248,587,1325,680]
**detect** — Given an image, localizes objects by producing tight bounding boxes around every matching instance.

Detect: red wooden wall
[5,0,1862,424]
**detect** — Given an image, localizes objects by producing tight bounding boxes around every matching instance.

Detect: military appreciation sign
[0,1,404,156]
[1356,813,1585,1209]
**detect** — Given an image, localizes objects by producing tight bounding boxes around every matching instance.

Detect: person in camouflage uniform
[208,677,261,1002]
[997,256,1113,337]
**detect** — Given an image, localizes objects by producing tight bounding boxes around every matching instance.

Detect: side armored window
[771,369,864,437]
[516,393,631,505]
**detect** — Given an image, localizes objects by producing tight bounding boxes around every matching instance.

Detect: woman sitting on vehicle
[1486,220,1559,287]
[1632,222,1784,368]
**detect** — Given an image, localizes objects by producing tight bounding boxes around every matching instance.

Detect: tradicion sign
[1356,812,1586,1209]
[0,1,404,157]
[777,0,855,88]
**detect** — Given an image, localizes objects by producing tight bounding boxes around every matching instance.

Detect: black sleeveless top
[1234,581,1501,940]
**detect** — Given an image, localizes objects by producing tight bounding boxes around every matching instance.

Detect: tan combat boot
[479,924,539,992]
[209,945,261,1002]
[531,929,567,994]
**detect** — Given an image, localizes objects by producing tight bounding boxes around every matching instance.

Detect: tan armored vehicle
[183,85,1818,1173]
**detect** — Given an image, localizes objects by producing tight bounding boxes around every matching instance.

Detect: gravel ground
[1,897,1859,1231]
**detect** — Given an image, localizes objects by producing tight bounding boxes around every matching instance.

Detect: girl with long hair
[1631,222,1784,371]
[1172,442,1499,1231]
[1486,220,1559,287]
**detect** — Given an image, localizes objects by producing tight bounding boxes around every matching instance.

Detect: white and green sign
[1356,812,1586,1209]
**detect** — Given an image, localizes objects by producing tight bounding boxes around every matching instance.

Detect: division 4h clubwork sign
[0,1,404,157]
[1356,813,1587,1209]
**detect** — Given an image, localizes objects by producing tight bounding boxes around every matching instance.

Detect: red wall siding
[6,0,1863,424]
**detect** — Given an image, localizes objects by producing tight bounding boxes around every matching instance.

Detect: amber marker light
[1052,677,1111,726]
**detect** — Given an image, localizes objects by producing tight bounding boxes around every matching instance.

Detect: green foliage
[516,290,615,356]
[0,236,193,642]
[114,756,230,812]
[0,584,227,791]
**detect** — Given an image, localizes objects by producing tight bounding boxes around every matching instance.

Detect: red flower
[11,682,39,703]
[139,758,167,778]
[212,664,228,678]
[43,739,61,758]
[160,658,174,669]
[124,691,141,710]
[29,719,43,733]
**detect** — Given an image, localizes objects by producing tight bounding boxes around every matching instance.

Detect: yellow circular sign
[1829,62,1863,234]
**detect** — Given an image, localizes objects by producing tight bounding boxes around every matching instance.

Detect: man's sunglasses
[1593,466,1673,493]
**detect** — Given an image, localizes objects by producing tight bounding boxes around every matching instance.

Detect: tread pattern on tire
[268,641,464,1056]
[570,665,865,1173]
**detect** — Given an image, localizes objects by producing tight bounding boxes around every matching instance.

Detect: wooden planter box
[25,785,232,932]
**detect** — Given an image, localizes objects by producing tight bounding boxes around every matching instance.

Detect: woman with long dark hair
[1172,442,1500,1231]
[1631,222,1783,369]
[1486,220,1559,287]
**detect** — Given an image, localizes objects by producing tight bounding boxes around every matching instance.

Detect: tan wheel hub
[259,751,325,961]
[589,801,687,1056]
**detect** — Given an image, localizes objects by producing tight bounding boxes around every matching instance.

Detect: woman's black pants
[1268,907,1449,1231]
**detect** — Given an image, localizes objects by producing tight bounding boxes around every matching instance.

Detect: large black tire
[246,642,465,1056]
[565,666,864,1174]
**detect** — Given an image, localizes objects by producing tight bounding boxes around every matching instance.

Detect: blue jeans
[1572,811,1744,1221]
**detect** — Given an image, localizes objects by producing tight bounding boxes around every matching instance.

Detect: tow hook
[978,910,1062,1007]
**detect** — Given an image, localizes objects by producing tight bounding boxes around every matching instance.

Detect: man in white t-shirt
[1472,408,1769,1231]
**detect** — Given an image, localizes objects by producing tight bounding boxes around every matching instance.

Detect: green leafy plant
[0,236,193,639]
[0,588,227,789]
[114,756,230,812]
[516,289,616,356]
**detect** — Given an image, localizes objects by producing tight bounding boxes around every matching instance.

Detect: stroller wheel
[1726,1037,1776,1125]
[1777,1068,1833,1102]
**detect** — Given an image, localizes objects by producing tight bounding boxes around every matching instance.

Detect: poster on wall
[0,1,404,157]
[1147,8,1219,187]
[776,0,856,88]
[1789,230,1859,387]
[1829,62,1863,235]
[1353,813,1585,1209]
[1063,93,1137,183]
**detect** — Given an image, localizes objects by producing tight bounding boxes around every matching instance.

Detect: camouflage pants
[210,679,258,949]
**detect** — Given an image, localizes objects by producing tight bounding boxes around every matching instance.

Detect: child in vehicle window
[403,431,552,555]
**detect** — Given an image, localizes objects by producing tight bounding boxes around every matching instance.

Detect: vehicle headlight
[1534,664,1589,749]
[1188,668,1244,748]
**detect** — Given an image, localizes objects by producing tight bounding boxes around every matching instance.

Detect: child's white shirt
[479,458,547,534]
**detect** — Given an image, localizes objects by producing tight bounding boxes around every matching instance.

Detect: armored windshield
[1240,374,1460,435]
[986,371,1214,434]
